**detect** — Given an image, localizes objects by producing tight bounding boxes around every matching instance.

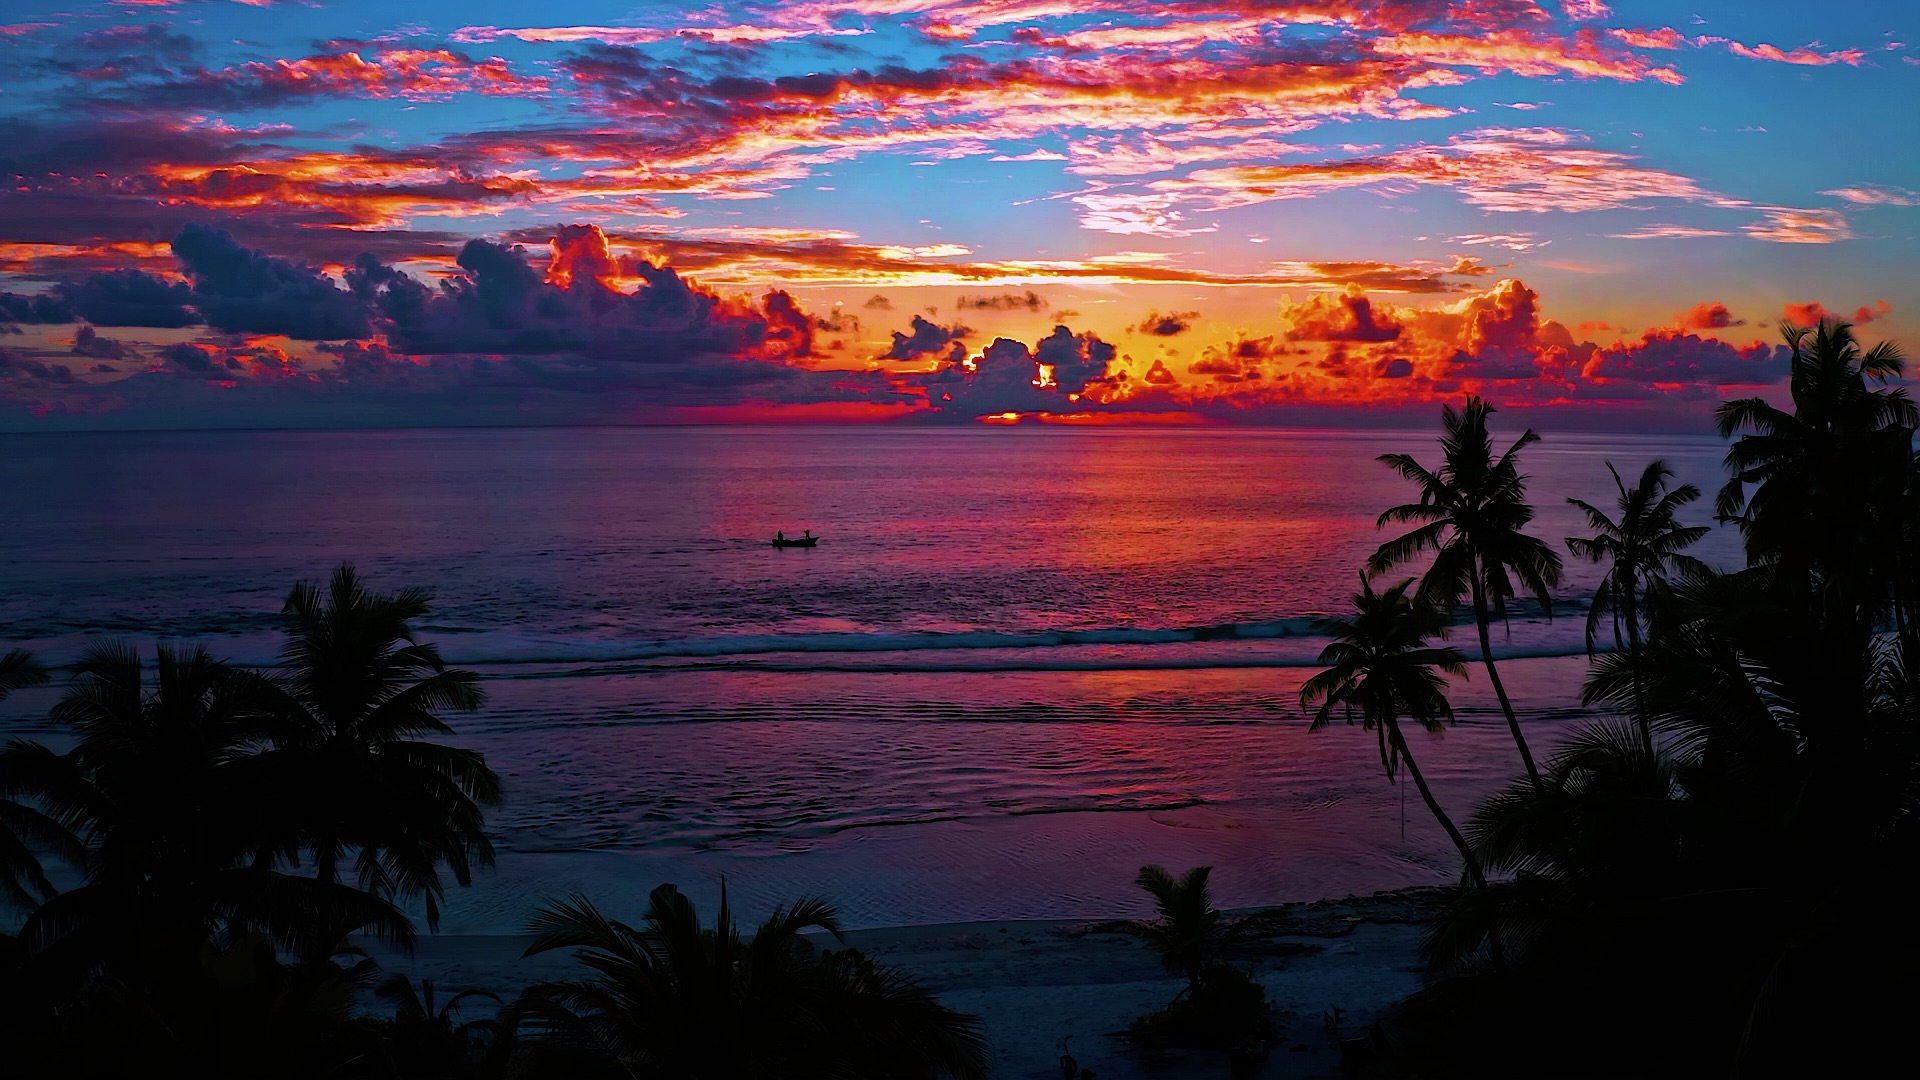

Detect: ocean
[0,425,1741,931]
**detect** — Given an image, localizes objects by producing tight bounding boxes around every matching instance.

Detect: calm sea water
[0,426,1741,930]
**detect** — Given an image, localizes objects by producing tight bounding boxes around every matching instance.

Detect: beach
[364,888,1448,1079]
[0,426,1688,1074]
[0,427,1721,934]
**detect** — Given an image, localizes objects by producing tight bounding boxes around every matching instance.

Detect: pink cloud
[1783,299,1892,325]
[1677,302,1742,330]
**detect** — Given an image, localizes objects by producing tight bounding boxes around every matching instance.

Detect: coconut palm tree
[373,973,498,1077]
[1716,320,1915,621]
[504,882,988,1079]
[1414,551,1920,1074]
[0,649,47,703]
[1301,575,1503,967]
[1134,864,1219,996]
[1565,460,1709,753]
[262,563,500,932]
[4,641,414,978]
[1370,396,1563,786]
[0,649,81,915]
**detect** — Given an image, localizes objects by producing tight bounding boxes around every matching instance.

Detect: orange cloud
[1677,302,1742,330]
[1784,299,1893,326]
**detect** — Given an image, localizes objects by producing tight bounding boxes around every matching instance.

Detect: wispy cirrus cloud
[1820,184,1920,207]
[1607,26,1865,66]
[1090,127,1721,236]
[1742,207,1854,245]
[1608,224,1735,239]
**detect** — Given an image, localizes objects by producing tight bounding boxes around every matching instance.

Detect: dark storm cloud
[70,325,128,360]
[55,270,199,328]
[882,315,970,361]
[1032,324,1117,393]
[172,225,371,340]
[956,290,1046,312]
[362,233,817,363]
[0,292,73,324]
[0,347,76,384]
[1134,310,1196,336]
[913,323,1117,417]
[1576,329,1789,386]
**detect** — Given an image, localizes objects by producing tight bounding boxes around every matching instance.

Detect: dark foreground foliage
[0,567,985,1080]
[498,884,987,1080]
[1331,321,1920,1079]
[1126,864,1278,1063]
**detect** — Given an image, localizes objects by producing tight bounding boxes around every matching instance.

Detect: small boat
[771,534,818,548]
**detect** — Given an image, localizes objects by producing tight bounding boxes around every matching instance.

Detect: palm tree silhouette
[0,649,47,703]
[374,973,498,1076]
[1565,460,1708,753]
[263,564,501,933]
[1371,396,1563,786]
[1134,864,1219,997]
[1716,320,1915,620]
[505,882,988,1079]
[3,642,413,978]
[0,649,77,915]
[1301,575,1504,967]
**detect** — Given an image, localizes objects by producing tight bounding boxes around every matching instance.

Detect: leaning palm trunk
[1469,569,1541,787]
[1622,592,1654,758]
[1388,718,1506,970]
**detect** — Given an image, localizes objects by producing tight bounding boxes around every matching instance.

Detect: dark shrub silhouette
[502,882,988,1079]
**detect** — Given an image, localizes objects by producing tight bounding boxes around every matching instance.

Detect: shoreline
[360,885,1452,1079]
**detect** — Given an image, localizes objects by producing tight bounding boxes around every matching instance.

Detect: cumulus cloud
[1677,302,1743,330]
[1281,289,1403,343]
[882,315,971,362]
[1033,325,1117,393]
[1134,310,1197,336]
[956,291,1046,311]
[354,225,822,366]
[1784,299,1892,326]
[914,323,1116,416]
[70,325,129,360]
[1087,275,1794,419]
[54,270,199,328]
[0,348,76,385]
[1575,328,1787,386]
[1,291,73,324]
[863,294,894,310]
[172,225,370,340]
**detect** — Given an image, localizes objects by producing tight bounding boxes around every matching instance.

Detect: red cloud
[1462,278,1543,356]
[1785,299,1893,326]
[545,224,621,291]
[0,256,1824,428]
[1282,288,1404,343]
[1576,328,1786,387]
[1677,302,1742,330]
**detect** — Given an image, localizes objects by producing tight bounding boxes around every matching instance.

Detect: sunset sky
[1,0,1914,428]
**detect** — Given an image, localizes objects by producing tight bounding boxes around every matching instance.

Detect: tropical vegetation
[499,883,988,1079]
[1126,863,1274,1059]
[1369,397,1564,786]
[0,566,986,1079]
[1314,319,1918,1079]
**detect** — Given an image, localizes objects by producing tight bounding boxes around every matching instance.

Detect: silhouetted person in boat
[803,530,812,540]
[777,531,784,541]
